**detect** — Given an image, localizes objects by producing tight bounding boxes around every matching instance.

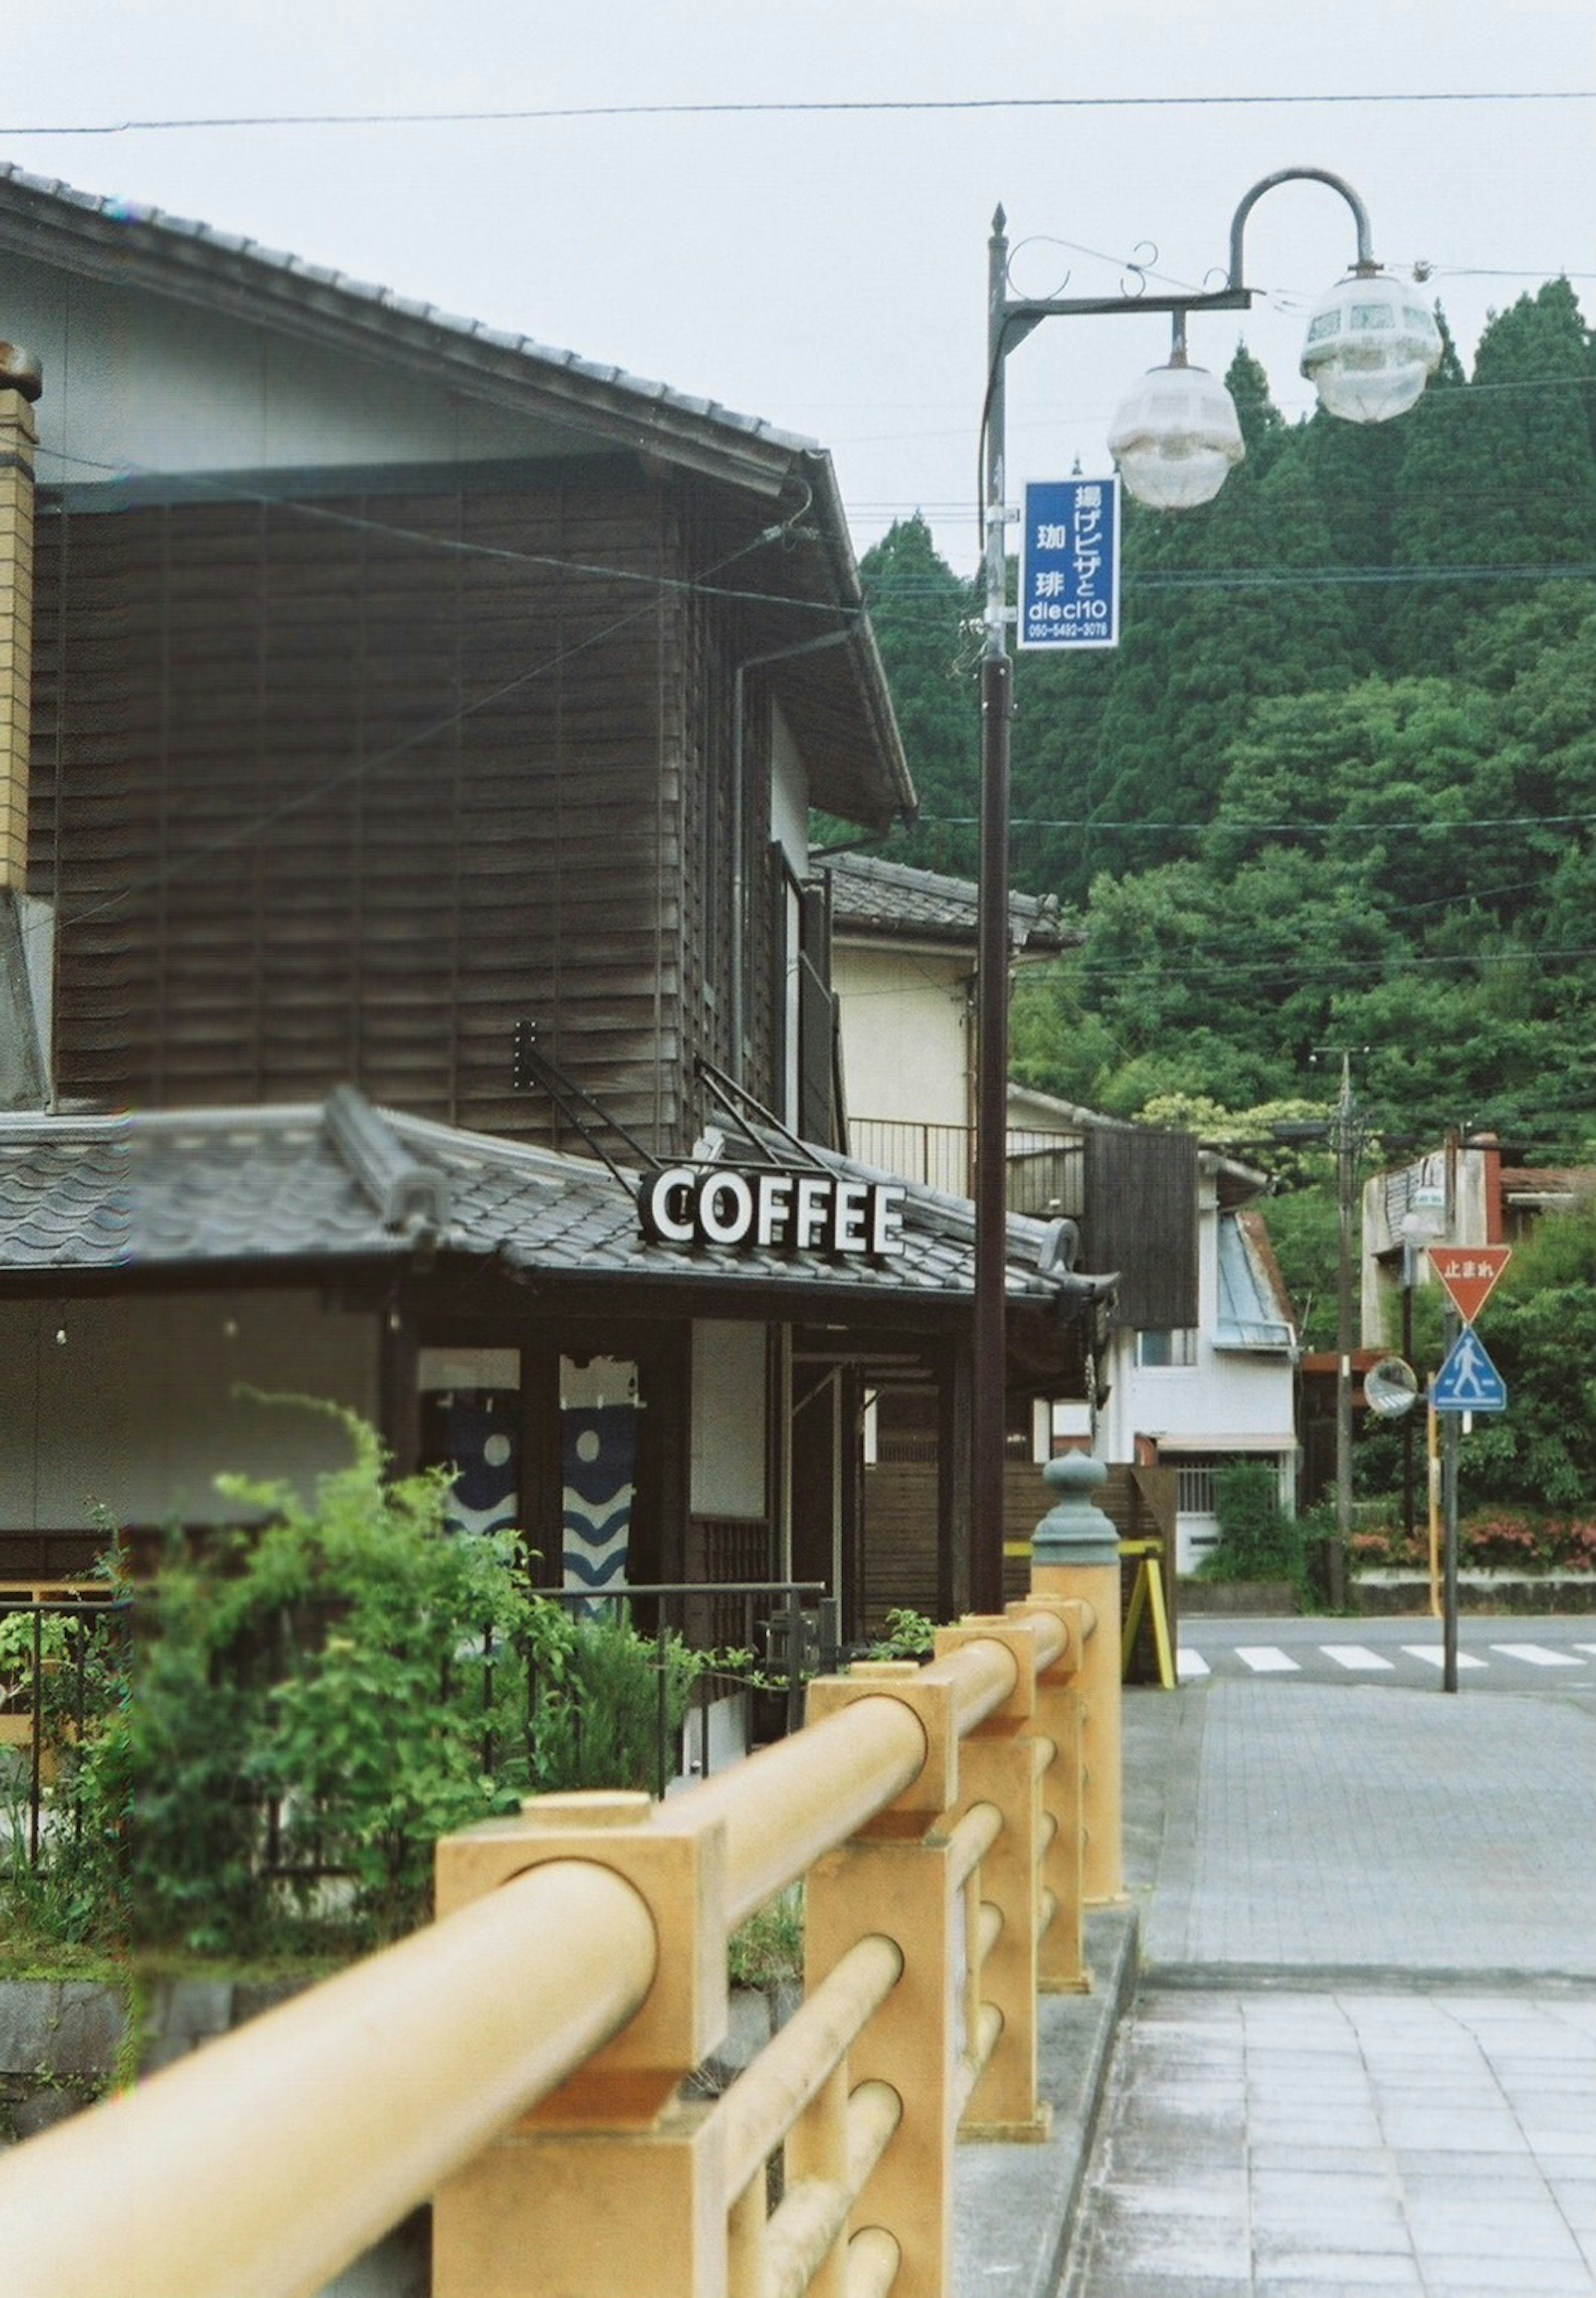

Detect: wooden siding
[861,1456,1175,1646]
[29,462,790,1153]
[1080,1126,1199,1330]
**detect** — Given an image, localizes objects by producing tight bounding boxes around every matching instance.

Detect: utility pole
[1332,1052,1355,1612]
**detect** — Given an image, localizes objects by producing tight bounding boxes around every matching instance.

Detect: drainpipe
[0,345,42,894]
[730,628,852,1084]
[0,345,51,1111]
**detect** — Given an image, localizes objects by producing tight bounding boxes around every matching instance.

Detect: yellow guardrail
[0,1529,1123,2298]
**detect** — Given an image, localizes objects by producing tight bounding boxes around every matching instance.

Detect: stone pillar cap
[1032,1451,1121,1565]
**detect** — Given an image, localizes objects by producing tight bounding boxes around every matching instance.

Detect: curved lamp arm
[1227,166,1379,288]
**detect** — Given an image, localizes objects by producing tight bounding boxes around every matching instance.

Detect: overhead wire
[41,444,862,621]
[2,91,1592,135]
[38,518,810,940]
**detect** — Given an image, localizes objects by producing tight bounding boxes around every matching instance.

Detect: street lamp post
[970,173,1439,1615]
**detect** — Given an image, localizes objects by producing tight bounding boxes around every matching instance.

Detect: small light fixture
[1300,272,1443,424]
[1108,313,1245,511]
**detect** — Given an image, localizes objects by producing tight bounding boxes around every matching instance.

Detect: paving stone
[1048,1681,1596,2298]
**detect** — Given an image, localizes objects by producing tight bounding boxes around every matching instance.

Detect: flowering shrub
[1464,1512,1540,1568]
[1350,1510,1596,1574]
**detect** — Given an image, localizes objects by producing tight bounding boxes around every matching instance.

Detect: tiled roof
[1214,1210,1296,1350]
[0,1093,1078,1313]
[1500,1165,1596,1199]
[0,163,809,472]
[818,851,1066,952]
[0,164,914,835]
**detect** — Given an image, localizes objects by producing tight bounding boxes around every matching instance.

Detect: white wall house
[822,851,1064,1192]
[1097,1156,1298,1572]
[818,853,1300,1571]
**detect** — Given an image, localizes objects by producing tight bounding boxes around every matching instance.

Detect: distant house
[815,849,1298,1581]
[0,165,1092,1638]
[1096,1154,1299,1574]
[821,849,1068,1192]
[1360,1134,1596,1346]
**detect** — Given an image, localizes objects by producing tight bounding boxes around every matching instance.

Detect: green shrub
[5,1401,580,1956]
[533,1608,714,1797]
[868,1607,937,1661]
[1196,1463,1303,1585]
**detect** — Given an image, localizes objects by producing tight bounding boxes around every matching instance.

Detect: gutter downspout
[0,347,42,898]
[730,627,852,1085]
[0,345,49,1111]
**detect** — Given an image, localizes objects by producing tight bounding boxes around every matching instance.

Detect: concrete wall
[769,703,810,875]
[689,1320,767,1518]
[8,250,548,491]
[832,941,969,1130]
[0,1291,379,1529]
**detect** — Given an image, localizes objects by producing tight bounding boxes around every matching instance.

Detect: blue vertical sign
[1020,476,1121,651]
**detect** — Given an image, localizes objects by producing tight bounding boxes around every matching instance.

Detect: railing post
[1028,1456,1124,1904]
[934,1615,1052,2138]
[432,1791,731,2298]
[1006,1594,1088,1991]
[803,1660,961,2298]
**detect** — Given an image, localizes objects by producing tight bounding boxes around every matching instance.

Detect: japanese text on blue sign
[1020,477,1121,650]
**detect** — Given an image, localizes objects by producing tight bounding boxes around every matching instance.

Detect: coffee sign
[639,1165,906,1259]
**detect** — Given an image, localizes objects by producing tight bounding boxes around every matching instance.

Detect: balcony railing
[849,1118,1086,1219]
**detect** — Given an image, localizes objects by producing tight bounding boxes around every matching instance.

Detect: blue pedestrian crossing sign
[1433,1329,1507,1414]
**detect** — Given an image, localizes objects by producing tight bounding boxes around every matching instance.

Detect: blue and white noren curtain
[442,1400,520,1539]
[561,1402,637,1613]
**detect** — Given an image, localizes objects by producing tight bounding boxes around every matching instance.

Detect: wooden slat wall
[1081,1126,1200,1331]
[862,1456,1178,1650]
[31,464,776,1153]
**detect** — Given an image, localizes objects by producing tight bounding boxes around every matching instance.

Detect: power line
[920,811,1596,837]
[3,91,1591,135]
[41,446,859,621]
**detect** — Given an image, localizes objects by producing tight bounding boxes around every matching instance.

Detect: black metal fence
[1,1580,835,1873]
[0,1594,131,1865]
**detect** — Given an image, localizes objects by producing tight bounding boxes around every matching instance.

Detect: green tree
[1391,283,1596,671]
[1453,1203,1596,1512]
[831,515,979,875]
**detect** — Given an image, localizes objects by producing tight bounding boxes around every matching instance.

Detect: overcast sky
[5,2,1592,573]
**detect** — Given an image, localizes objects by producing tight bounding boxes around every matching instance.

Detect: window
[1135,1328,1197,1368]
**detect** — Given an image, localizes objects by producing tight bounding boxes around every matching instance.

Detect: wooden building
[0,167,1101,1635]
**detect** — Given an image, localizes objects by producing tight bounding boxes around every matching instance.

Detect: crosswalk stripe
[1234,1645,1300,1673]
[1489,1642,1585,1668]
[1176,1647,1210,1681]
[1402,1645,1488,1670]
[1320,1644,1396,1671]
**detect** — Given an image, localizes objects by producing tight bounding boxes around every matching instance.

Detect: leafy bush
[6,1402,753,1958]
[112,1403,574,1951]
[868,1607,937,1661]
[1195,1463,1303,1585]
[533,1608,715,1797]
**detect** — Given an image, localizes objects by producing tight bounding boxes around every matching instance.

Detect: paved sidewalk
[955,1667,1596,2298]
[1059,1677,1596,2297]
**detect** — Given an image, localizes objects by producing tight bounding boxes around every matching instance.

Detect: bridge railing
[0,1464,1123,2298]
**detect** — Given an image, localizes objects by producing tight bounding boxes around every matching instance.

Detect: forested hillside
[844,281,1596,1165]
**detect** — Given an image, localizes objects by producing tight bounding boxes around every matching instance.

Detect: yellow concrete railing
[0,1542,1122,2298]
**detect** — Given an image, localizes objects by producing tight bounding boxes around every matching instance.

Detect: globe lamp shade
[1300,273,1443,424]
[1107,359,1246,510]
